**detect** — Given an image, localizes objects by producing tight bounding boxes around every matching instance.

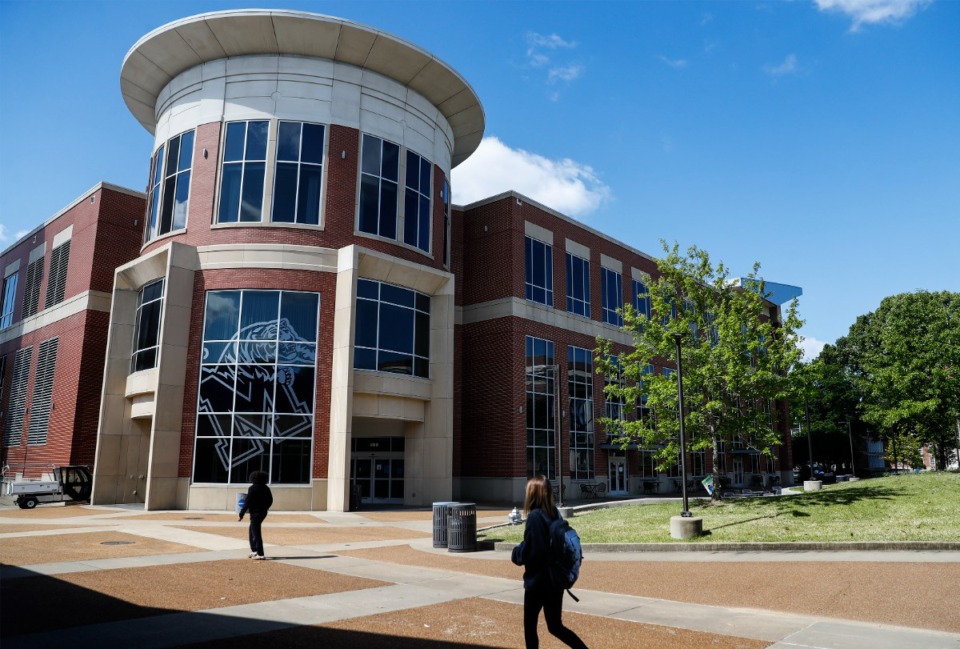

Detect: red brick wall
[177,268,337,480]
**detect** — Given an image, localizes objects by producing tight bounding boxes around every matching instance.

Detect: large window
[565,253,590,318]
[131,280,165,373]
[194,290,319,484]
[442,178,451,267]
[524,236,554,306]
[0,272,16,328]
[601,267,623,326]
[45,241,70,308]
[272,121,325,225]
[603,355,625,439]
[145,130,195,241]
[568,346,594,480]
[526,336,556,479]
[27,338,58,446]
[218,120,268,223]
[632,278,651,321]
[3,347,31,447]
[354,279,430,378]
[403,150,432,252]
[358,134,400,240]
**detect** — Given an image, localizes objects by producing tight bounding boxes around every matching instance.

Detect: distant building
[0,10,797,510]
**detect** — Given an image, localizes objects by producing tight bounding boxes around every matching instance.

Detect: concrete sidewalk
[2,505,958,648]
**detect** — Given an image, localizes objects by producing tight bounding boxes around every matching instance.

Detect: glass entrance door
[608,456,628,495]
[350,436,405,504]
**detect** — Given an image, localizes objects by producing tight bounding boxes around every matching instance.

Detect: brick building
[1,10,796,511]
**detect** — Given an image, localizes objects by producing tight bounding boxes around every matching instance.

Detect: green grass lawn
[482,472,960,544]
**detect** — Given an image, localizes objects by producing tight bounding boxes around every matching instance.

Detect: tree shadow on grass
[0,565,506,649]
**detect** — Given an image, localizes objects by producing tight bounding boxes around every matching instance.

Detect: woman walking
[238,470,273,559]
[511,475,588,649]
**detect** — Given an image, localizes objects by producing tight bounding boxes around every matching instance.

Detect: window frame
[524,236,554,306]
[601,267,623,326]
[568,345,595,480]
[0,271,17,328]
[353,279,431,379]
[131,279,165,373]
[145,129,195,242]
[271,121,326,226]
[217,120,269,224]
[526,336,557,480]
[565,252,591,318]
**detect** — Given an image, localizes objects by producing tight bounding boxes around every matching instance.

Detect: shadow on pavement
[1,564,505,648]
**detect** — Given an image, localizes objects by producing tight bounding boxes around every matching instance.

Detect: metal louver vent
[46,241,71,308]
[3,347,32,447]
[27,338,58,446]
[22,257,44,318]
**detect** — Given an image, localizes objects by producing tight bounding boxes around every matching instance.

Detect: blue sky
[1,0,957,357]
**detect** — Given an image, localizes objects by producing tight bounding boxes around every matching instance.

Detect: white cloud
[548,64,584,83]
[451,137,612,218]
[524,31,584,99]
[0,224,7,243]
[657,55,688,69]
[814,0,931,30]
[800,335,827,361]
[764,54,799,77]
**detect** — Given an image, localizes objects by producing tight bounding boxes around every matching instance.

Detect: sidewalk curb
[494,541,960,552]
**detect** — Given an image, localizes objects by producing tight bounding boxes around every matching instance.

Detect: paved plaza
[1,503,958,648]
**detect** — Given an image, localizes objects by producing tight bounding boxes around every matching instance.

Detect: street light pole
[673,334,691,517]
[845,420,856,477]
[805,399,814,479]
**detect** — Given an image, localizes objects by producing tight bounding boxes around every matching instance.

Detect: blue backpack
[548,515,583,600]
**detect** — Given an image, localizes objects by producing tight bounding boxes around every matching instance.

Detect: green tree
[596,243,804,501]
[844,292,960,471]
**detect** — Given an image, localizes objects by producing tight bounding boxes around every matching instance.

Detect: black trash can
[349,483,363,512]
[447,502,477,553]
[432,501,456,548]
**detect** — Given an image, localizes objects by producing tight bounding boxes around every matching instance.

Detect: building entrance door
[733,457,745,487]
[350,436,405,504]
[608,456,628,495]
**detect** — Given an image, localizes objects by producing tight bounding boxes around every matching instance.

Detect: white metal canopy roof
[120,9,485,167]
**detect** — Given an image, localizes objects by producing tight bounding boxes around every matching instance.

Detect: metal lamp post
[844,420,855,476]
[673,334,691,517]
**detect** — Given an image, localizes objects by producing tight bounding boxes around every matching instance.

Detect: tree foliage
[596,243,804,499]
[841,291,960,471]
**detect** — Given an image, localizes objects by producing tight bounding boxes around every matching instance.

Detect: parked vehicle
[2,465,93,509]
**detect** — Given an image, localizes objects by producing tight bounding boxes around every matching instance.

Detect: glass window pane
[272,163,298,222]
[278,342,316,366]
[198,365,236,413]
[234,413,272,437]
[355,300,378,348]
[358,175,380,234]
[357,279,378,299]
[173,170,190,230]
[240,291,279,338]
[275,365,315,413]
[239,162,265,222]
[274,415,313,438]
[197,414,232,437]
[297,165,323,225]
[379,304,413,353]
[279,292,318,342]
[159,175,176,234]
[194,438,230,483]
[377,350,412,374]
[361,135,381,175]
[406,151,419,188]
[415,293,430,313]
[234,365,274,412]
[354,347,377,370]
[165,136,180,178]
[204,291,241,340]
[382,141,399,180]
[230,438,270,484]
[218,164,242,222]
[271,438,311,484]
[419,196,430,251]
[277,121,301,161]
[301,123,324,164]
[153,145,165,184]
[404,192,418,245]
[246,120,268,160]
[379,180,397,239]
[380,283,415,308]
[414,311,429,357]
[224,122,246,162]
[178,131,194,172]
[420,159,431,193]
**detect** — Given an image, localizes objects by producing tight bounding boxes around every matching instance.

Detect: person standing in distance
[511,475,588,649]
[238,470,273,560]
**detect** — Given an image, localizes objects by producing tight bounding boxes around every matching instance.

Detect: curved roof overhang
[120,9,485,166]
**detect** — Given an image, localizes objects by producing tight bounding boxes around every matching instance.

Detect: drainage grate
[100,541,135,546]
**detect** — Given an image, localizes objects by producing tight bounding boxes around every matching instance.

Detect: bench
[579,482,607,498]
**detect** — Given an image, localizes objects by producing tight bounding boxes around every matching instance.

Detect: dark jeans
[248,511,267,556]
[523,582,588,649]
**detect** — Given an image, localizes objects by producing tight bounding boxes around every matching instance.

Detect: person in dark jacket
[238,470,273,560]
[511,475,588,649]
